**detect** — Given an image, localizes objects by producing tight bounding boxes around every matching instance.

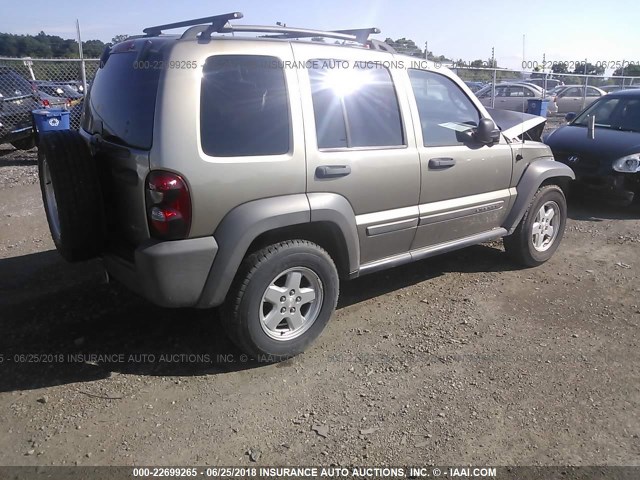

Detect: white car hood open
[486,108,547,142]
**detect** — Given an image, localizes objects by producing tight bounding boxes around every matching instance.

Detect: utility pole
[424,41,428,60]
[76,19,87,95]
[491,47,495,68]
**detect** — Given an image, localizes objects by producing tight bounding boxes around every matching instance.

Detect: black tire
[11,135,36,150]
[504,184,567,267]
[222,240,339,361]
[38,130,105,262]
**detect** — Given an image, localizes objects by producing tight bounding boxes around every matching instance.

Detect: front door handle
[428,157,456,169]
[315,165,351,178]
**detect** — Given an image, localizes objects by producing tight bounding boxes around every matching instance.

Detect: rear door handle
[428,157,456,169]
[315,165,351,178]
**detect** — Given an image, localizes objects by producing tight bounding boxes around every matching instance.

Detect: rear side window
[200,55,290,157]
[308,61,404,149]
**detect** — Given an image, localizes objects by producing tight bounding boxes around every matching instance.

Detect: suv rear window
[83,45,163,149]
[200,55,290,157]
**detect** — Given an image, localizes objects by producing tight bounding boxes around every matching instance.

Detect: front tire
[222,240,339,361]
[504,184,567,267]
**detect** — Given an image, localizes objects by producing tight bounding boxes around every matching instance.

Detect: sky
[2,0,640,71]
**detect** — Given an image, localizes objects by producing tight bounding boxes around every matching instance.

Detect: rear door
[557,87,584,113]
[292,43,421,266]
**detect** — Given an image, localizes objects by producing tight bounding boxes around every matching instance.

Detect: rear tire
[38,130,105,262]
[504,184,567,267]
[222,240,339,361]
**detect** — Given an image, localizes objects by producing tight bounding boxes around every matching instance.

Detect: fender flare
[503,159,575,234]
[197,193,360,308]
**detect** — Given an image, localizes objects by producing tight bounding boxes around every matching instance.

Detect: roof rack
[142,12,395,52]
[143,12,243,36]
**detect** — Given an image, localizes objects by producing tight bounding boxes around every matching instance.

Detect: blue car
[544,90,640,206]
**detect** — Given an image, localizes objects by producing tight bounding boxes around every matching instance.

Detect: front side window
[308,61,404,149]
[408,69,480,147]
[201,55,290,157]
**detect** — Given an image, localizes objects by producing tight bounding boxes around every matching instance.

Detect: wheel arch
[503,159,574,235]
[197,193,360,308]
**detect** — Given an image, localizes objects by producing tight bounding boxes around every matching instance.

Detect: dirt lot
[0,131,639,467]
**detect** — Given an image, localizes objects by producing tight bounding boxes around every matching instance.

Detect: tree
[614,64,640,77]
[0,31,106,58]
[82,39,106,57]
[470,59,485,68]
[110,34,129,46]
[551,62,568,74]
[384,37,423,58]
[572,62,604,76]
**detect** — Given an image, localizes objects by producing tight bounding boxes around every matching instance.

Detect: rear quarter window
[200,55,290,157]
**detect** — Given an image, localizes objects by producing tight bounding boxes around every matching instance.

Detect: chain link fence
[2,57,640,149]
[453,67,640,114]
[0,57,99,148]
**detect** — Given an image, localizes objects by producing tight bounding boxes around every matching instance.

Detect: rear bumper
[104,236,218,308]
[0,124,34,144]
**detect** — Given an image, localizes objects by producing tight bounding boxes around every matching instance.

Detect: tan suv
[37,12,574,360]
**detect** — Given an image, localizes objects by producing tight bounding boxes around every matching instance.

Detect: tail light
[145,171,191,240]
[42,99,50,107]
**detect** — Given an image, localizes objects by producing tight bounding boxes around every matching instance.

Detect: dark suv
[0,66,38,149]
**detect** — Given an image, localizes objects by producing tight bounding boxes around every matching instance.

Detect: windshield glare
[573,96,640,132]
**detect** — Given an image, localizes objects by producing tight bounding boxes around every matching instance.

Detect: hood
[486,108,547,141]
[545,125,640,160]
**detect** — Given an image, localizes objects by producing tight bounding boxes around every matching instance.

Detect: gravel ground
[0,123,639,467]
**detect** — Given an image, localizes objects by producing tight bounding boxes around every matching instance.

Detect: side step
[357,228,507,277]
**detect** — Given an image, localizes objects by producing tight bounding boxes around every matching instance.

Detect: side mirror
[474,118,500,145]
[565,112,577,122]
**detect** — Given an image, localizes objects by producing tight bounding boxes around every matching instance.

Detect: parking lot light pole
[582,58,588,111]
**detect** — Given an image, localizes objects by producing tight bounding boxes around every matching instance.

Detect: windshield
[573,96,640,133]
[0,70,33,98]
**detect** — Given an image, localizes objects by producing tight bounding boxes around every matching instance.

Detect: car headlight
[612,154,640,173]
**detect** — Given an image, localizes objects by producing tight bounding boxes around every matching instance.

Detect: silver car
[476,82,545,113]
[554,85,606,113]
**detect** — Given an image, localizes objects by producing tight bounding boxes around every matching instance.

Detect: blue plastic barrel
[526,99,549,117]
[32,109,70,132]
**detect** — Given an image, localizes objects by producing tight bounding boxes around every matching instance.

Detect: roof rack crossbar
[143,12,243,36]
[222,25,363,43]
[332,28,380,43]
[258,27,380,44]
